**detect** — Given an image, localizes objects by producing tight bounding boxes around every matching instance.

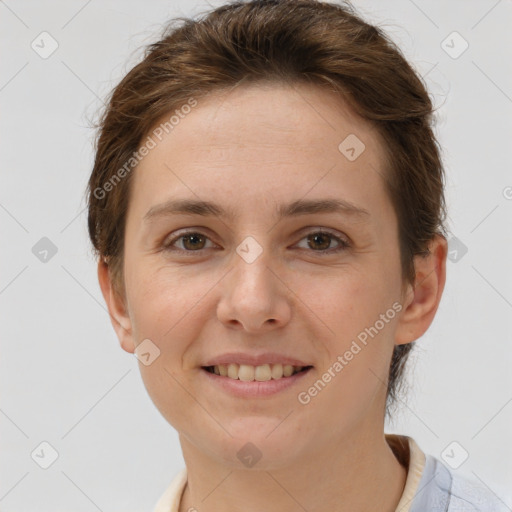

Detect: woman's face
[116,82,412,467]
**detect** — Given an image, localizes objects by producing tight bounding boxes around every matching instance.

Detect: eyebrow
[144,197,370,223]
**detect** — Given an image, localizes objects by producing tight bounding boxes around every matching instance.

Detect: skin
[98,81,447,512]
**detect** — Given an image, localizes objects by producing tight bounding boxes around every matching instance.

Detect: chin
[210,421,304,469]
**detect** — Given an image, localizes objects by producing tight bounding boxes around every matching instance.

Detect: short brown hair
[87,0,447,412]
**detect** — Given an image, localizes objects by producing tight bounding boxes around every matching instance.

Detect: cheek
[127,271,207,428]
[301,269,395,337]
[299,281,397,427]
[126,263,225,380]
[303,269,399,394]
[126,260,199,331]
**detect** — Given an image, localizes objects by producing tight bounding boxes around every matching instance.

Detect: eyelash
[162,229,351,256]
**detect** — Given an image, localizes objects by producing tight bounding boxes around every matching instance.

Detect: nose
[216,249,292,333]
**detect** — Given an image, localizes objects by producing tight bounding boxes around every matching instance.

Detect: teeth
[271,363,284,379]
[238,364,255,381]
[254,364,271,381]
[208,363,307,381]
[227,363,239,379]
[283,364,294,377]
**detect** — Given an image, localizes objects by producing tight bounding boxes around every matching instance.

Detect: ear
[97,259,135,354]
[395,234,447,345]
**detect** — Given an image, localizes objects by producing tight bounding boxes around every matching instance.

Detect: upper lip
[202,352,312,367]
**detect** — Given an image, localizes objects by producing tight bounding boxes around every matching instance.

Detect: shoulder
[411,453,510,512]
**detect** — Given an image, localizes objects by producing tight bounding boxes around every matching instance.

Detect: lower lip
[200,367,313,398]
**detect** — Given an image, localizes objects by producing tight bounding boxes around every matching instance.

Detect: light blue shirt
[409,454,510,511]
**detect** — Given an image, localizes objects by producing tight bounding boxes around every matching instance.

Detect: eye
[295,230,350,254]
[162,231,216,253]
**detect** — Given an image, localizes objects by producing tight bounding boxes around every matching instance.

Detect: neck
[178,428,407,512]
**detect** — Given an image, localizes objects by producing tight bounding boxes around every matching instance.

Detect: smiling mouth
[202,363,313,382]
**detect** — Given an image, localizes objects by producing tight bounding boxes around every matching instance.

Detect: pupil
[184,234,204,250]
[309,233,330,250]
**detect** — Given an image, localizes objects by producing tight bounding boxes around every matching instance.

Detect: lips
[199,352,314,396]
[200,363,313,397]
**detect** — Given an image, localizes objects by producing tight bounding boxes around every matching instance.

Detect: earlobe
[97,259,135,354]
[395,235,447,345]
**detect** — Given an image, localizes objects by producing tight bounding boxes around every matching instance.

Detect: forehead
[156,82,381,159]
[129,82,390,220]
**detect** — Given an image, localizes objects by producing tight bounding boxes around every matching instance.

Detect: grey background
[1,0,511,510]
